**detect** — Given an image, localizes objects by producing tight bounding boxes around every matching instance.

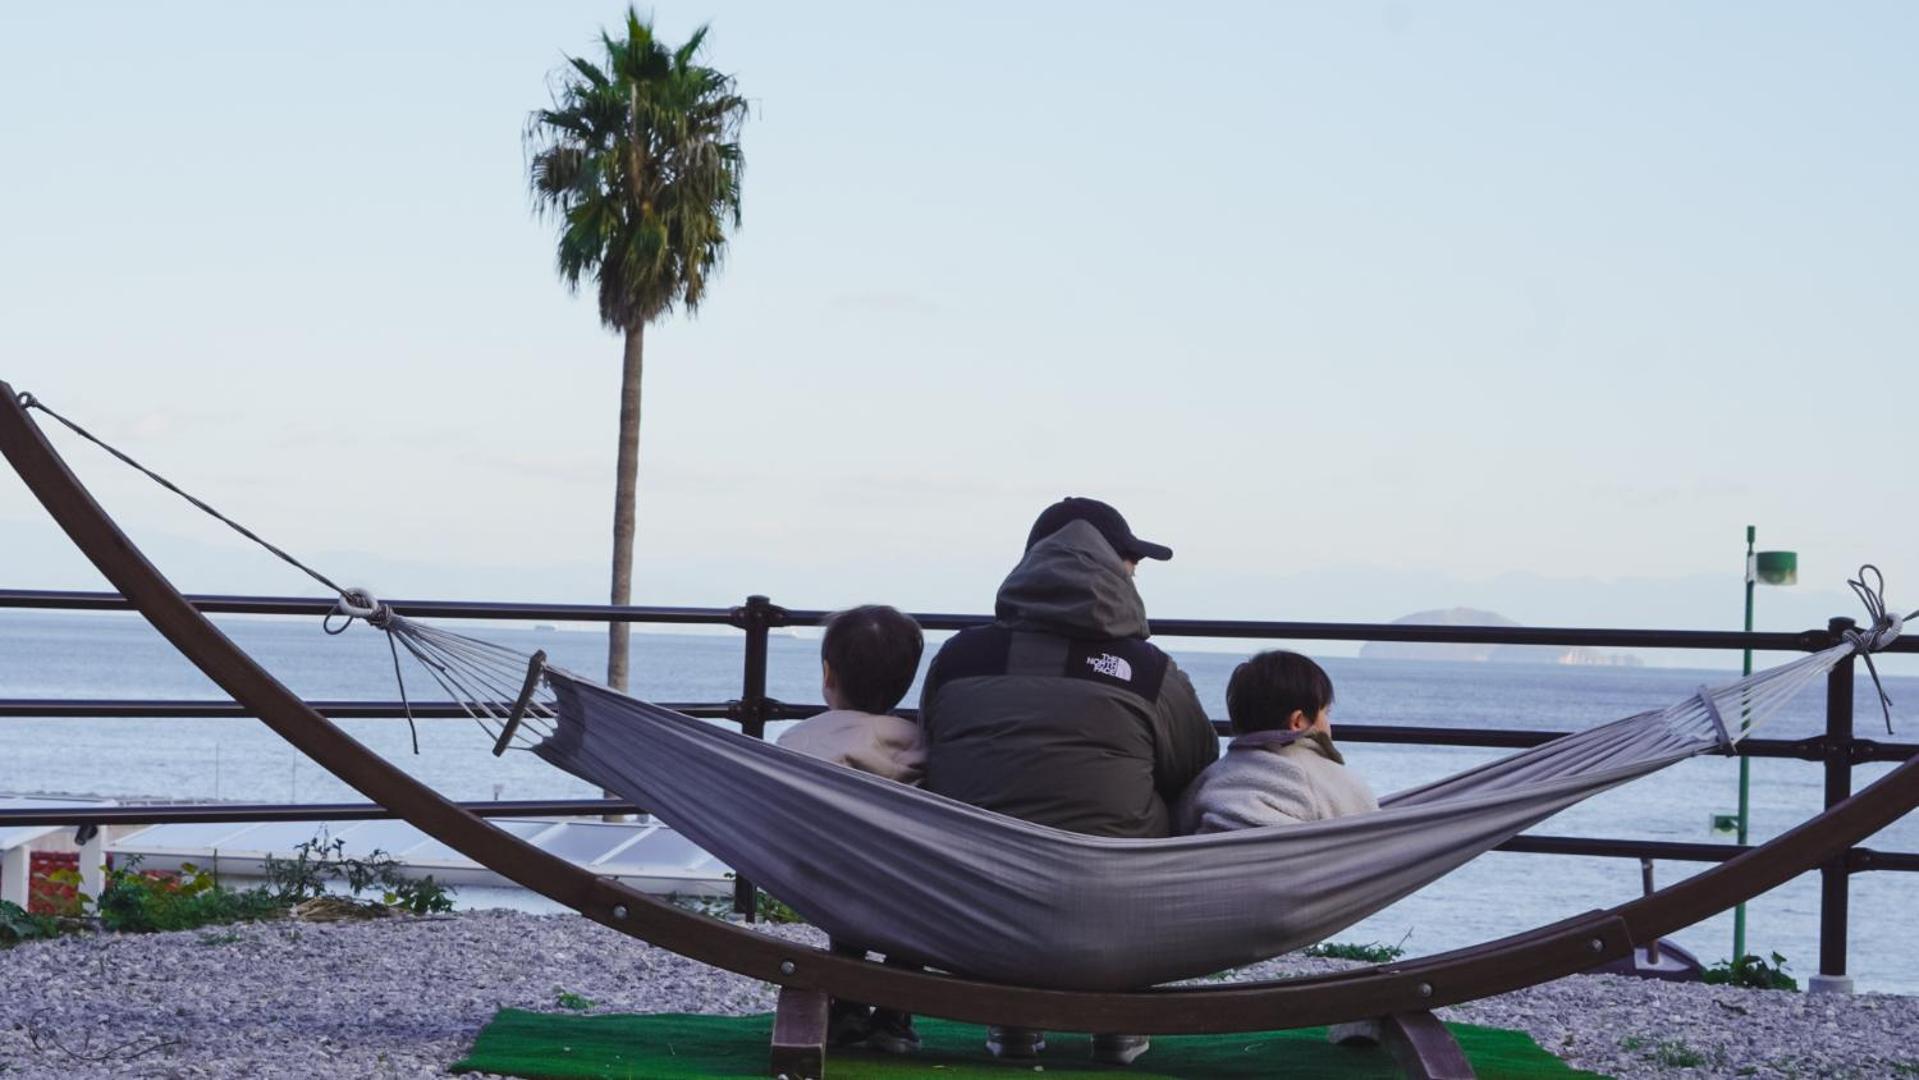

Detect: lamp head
[1755,550,1798,586]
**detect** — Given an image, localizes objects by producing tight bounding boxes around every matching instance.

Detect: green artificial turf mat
[454,1008,1606,1079]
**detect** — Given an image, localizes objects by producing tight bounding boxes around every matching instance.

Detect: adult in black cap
[917,497,1217,1065]
[1022,496,1175,564]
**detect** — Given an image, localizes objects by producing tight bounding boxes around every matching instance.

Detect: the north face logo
[1086,653,1133,681]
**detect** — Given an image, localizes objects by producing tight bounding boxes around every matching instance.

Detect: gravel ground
[1,910,1914,1079]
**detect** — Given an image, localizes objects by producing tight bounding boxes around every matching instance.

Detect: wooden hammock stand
[5,382,1914,1079]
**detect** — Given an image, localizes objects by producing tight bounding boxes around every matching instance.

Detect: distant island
[1359,608,1643,667]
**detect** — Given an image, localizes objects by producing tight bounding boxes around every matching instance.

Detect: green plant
[0,899,59,946]
[261,834,457,915]
[94,857,283,933]
[1651,1039,1707,1068]
[384,874,457,916]
[261,835,345,902]
[524,8,748,693]
[37,867,89,918]
[679,878,807,925]
[1304,940,1407,964]
[753,890,804,925]
[1619,1035,1646,1051]
[556,990,595,1011]
[1703,951,1799,991]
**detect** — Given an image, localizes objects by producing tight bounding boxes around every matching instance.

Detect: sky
[2,2,1915,666]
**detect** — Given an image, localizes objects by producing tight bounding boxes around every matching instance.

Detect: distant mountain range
[1359,607,1643,667]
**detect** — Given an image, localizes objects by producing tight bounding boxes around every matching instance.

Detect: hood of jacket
[1230,728,1347,766]
[994,519,1150,640]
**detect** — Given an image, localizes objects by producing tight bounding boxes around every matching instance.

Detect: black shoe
[826,1001,873,1048]
[863,1009,921,1054]
[1091,1033,1151,1065]
[986,1025,1046,1059]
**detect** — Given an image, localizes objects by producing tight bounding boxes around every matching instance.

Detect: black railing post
[1813,616,1857,993]
[729,594,783,919]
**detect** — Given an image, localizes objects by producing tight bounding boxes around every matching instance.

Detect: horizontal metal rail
[1,798,1914,873]
[10,587,1916,653]
[0,588,732,625]
[0,799,641,826]
[5,699,1914,764]
[0,698,735,721]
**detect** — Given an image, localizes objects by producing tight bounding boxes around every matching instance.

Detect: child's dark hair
[1225,650,1335,735]
[821,604,925,714]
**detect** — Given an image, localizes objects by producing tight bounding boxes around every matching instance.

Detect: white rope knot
[1842,565,1913,735]
[1844,613,1904,655]
[327,588,395,632]
[322,587,420,753]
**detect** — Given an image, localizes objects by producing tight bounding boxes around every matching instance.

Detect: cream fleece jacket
[776,709,926,786]
[1175,729,1378,833]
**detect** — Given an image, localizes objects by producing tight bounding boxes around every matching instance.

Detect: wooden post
[770,986,829,1079]
[1329,1012,1476,1080]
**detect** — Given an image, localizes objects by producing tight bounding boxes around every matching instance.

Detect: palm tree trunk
[605,322,644,693]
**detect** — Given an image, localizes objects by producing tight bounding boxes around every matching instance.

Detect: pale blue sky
[2,2,1914,659]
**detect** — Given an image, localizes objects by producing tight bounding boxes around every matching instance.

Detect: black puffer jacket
[919,520,1219,838]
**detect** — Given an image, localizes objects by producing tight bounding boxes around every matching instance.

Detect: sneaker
[863,1009,921,1054]
[1091,1033,1151,1065]
[986,1026,1047,1059]
[826,1001,873,1048]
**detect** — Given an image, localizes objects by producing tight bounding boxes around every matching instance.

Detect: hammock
[374,611,1893,991]
[9,391,1908,992]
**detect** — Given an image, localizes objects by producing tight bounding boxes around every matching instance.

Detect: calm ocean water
[3,611,1915,992]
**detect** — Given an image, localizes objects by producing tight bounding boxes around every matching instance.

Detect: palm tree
[527,10,746,691]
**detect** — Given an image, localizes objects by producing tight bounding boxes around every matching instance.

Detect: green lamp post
[1733,527,1796,963]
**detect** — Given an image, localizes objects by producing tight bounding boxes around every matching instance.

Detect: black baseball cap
[1025,497,1173,562]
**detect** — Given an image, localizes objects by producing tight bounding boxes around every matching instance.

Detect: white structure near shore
[0,795,112,910]
[111,814,732,897]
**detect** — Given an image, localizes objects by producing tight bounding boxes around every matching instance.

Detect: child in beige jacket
[777,604,926,784]
[1175,650,1378,834]
[774,604,926,1052]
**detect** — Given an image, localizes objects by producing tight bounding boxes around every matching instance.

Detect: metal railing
[2,587,1915,981]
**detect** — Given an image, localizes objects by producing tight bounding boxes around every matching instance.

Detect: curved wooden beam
[4,381,1916,1034]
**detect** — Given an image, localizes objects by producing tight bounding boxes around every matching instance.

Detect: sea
[3,610,1916,993]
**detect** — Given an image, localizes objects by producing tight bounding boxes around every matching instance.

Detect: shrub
[93,858,282,933]
[262,834,457,916]
[0,900,59,946]
[671,881,806,925]
[1651,1039,1708,1068]
[1703,951,1798,991]
[1304,939,1408,964]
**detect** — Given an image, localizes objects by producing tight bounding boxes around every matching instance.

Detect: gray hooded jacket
[918,520,1219,838]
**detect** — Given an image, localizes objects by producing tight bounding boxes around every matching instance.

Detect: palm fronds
[525,9,747,330]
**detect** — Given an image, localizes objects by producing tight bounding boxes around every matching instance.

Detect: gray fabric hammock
[14,391,1906,989]
[375,613,1897,991]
